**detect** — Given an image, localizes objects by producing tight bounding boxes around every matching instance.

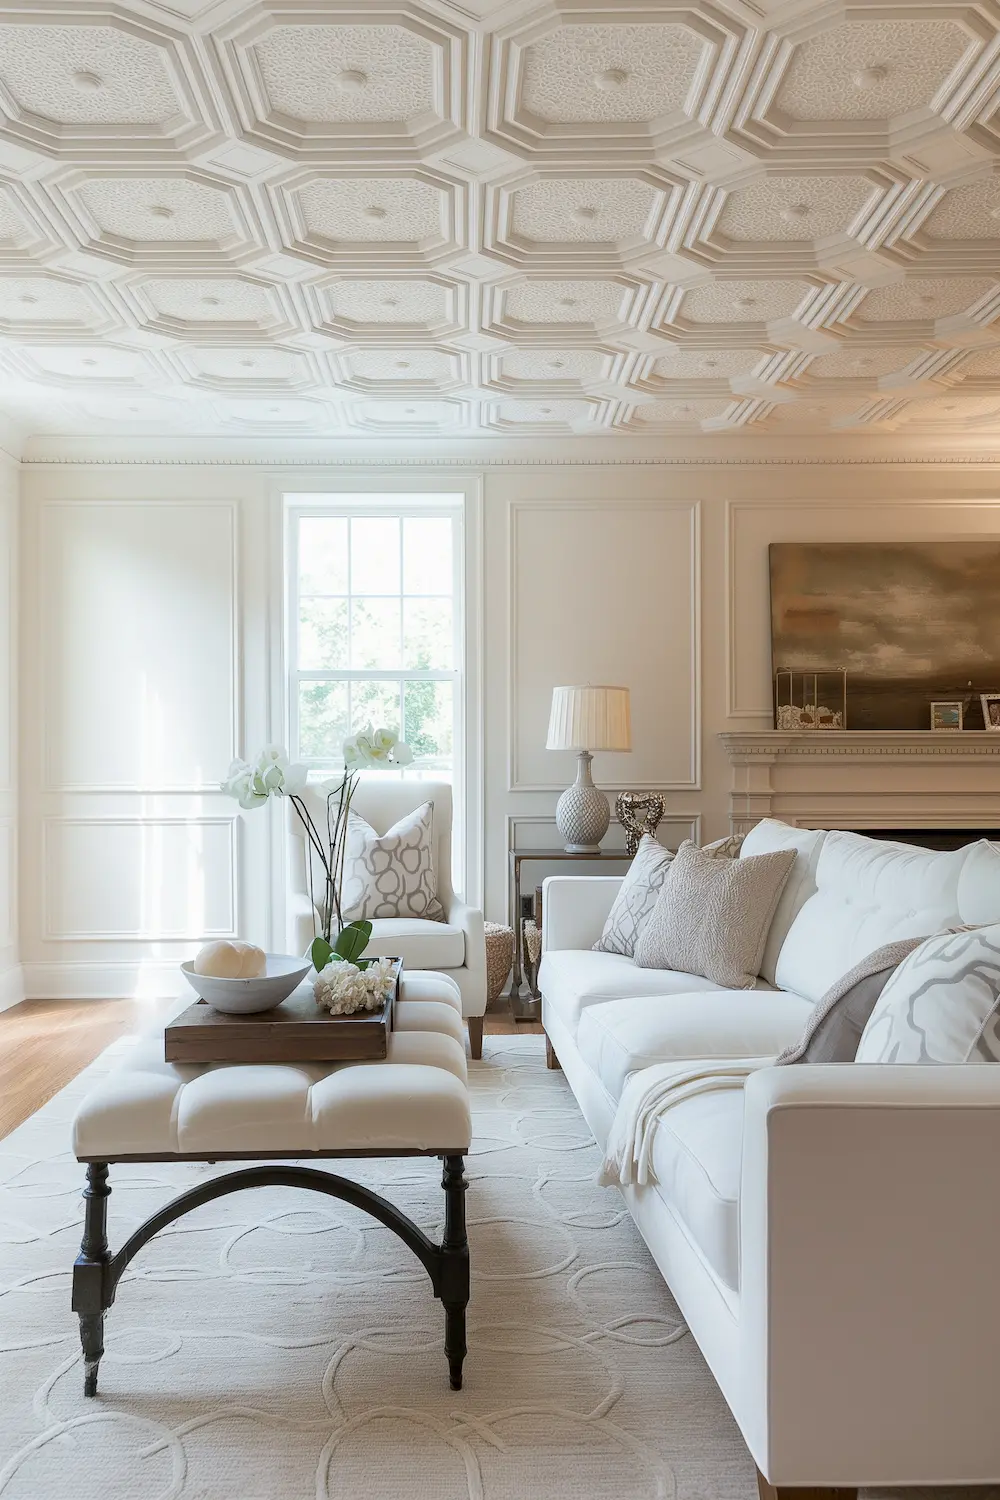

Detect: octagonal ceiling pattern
[2,0,1000,439]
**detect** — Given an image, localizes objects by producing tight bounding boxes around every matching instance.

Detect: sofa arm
[541,876,623,952]
[739,1065,1000,1488]
[444,897,486,1015]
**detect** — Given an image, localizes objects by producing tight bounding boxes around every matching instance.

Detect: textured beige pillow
[633,840,796,989]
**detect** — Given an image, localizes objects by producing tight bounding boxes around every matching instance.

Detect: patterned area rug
[0,1034,995,1500]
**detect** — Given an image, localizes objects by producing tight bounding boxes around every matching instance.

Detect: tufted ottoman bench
[70,971,472,1398]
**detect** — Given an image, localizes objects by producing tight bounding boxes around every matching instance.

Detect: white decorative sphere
[194,941,266,979]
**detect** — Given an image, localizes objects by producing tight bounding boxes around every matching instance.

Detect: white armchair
[287,777,487,1057]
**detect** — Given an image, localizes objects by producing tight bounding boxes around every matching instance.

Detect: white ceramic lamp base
[554,750,610,853]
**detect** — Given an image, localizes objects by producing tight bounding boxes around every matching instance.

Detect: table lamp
[545,685,632,852]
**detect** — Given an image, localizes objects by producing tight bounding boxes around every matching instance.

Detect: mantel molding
[720,731,1000,762]
[719,732,1000,833]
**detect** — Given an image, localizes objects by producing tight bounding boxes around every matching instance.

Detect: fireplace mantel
[719,731,1000,834]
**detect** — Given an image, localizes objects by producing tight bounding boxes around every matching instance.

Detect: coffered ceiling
[2,0,1000,441]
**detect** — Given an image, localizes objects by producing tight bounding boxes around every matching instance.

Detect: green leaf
[311,936,334,973]
[333,920,372,964]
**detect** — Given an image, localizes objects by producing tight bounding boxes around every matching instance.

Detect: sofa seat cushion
[538,950,721,1038]
[647,1088,745,1292]
[363,918,465,970]
[577,990,813,1103]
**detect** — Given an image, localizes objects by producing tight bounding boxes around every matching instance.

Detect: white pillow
[856,925,1000,1063]
[592,832,745,958]
[341,801,444,922]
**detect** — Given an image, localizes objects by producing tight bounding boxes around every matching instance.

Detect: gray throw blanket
[775,937,926,1065]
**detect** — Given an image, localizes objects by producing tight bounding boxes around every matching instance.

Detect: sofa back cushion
[957,839,1000,924]
[739,820,827,985]
[775,831,967,1004]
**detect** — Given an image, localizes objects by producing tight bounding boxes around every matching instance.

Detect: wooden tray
[164,959,400,1065]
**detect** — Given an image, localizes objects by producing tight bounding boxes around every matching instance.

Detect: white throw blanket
[598,1057,776,1189]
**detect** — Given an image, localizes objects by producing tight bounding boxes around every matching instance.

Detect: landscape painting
[769,542,1000,731]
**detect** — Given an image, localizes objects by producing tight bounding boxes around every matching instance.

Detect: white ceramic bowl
[180,954,312,1014]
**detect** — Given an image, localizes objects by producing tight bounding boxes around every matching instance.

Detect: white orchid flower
[390,740,414,766]
[221,746,308,808]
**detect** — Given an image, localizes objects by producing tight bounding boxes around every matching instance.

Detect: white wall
[16,449,1000,998]
[0,453,19,1009]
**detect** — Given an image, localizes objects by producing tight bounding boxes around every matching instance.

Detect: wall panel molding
[41,815,238,942]
[508,498,701,793]
[38,499,240,793]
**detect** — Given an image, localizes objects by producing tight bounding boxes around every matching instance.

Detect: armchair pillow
[341,801,444,922]
[856,924,1000,1063]
[633,840,795,989]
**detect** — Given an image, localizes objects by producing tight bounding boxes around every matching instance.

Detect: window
[288,502,462,778]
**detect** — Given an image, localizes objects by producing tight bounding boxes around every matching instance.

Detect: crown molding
[18,432,1000,468]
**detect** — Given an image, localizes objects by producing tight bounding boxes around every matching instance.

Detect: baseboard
[20,961,188,1001]
[0,964,25,1012]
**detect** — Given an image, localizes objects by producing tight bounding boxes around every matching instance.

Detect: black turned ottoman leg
[72,1163,111,1397]
[440,1155,469,1390]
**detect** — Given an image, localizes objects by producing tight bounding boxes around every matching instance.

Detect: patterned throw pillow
[341,801,444,922]
[634,840,795,989]
[856,924,1000,1063]
[592,832,746,958]
[593,835,675,957]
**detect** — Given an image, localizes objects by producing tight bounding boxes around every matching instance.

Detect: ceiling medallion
[363,205,388,220]
[592,67,629,92]
[572,205,600,223]
[852,64,889,89]
[72,70,103,92]
[780,203,810,223]
[335,69,368,92]
[148,205,174,219]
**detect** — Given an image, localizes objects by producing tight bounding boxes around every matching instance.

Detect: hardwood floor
[0,996,543,1142]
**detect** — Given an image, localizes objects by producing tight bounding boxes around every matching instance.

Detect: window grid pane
[295,510,458,770]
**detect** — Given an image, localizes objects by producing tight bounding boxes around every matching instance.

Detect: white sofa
[539,821,1000,1498]
[287,777,487,1057]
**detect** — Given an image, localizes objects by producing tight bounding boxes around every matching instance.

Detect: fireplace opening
[847,828,999,852]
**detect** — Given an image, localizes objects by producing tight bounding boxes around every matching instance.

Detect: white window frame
[276,477,483,909]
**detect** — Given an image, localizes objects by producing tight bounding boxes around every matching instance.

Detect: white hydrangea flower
[313,955,397,1016]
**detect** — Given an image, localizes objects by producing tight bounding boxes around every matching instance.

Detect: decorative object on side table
[221,729,413,1008]
[616,791,665,857]
[931,700,964,731]
[546,684,632,852]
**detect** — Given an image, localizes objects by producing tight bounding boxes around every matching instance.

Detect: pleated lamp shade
[545,685,632,752]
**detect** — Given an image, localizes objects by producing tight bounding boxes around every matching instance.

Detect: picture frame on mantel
[981,694,1000,731]
[930,701,964,731]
